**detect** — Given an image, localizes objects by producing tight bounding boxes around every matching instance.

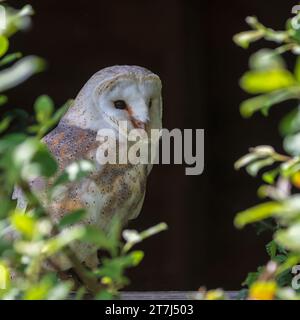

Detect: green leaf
[51,100,73,123]
[0,116,12,133]
[246,158,275,177]
[74,287,86,300]
[279,106,300,137]
[277,195,300,223]
[34,95,54,124]
[127,250,144,266]
[234,153,259,170]
[240,69,296,94]
[272,254,287,264]
[255,219,277,235]
[266,240,277,258]
[234,202,283,229]
[276,254,300,275]
[0,262,10,293]
[47,282,72,300]
[240,88,300,118]
[262,168,279,184]
[0,52,22,67]
[53,160,94,187]
[275,223,300,252]
[249,49,286,71]
[242,267,264,287]
[81,226,113,252]
[42,226,85,256]
[0,199,14,219]
[107,215,122,245]
[295,56,300,83]
[280,157,300,177]
[96,290,115,300]
[283,133,300,156]
[34,100,73,138]
[233,30,264,49]
[0,56,46,93]
[0,95,8,106]
[0,133,27,154]
[31,147,58,178]
[96,252,144,285]
[13,138,58,179]
[2,5,34,38]
[58,209,86,229]
[10,211,36,239]
[23,281,52,300]
[0,36,9,58]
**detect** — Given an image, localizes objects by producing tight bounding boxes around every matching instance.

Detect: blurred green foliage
[233,8,300,300]
[0,3,167,300]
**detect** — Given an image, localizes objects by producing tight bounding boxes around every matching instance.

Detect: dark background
[3,0,299,290]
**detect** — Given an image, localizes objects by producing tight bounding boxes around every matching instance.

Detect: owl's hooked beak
[127,106,149,131]
[130,117,148,130]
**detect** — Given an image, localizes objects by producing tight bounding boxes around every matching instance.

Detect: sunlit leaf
[127,250,144,266]
[10,211,36,239]
[276,254,300,275]
[240,69,296,94]
[0,262,10,291]
[234,202,283,229]
[0,36,9,57]
[23,281,52,300]
[262,169,279,184]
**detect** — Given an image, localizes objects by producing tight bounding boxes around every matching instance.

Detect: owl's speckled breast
[92,163,148,227]
[43,122,148,228]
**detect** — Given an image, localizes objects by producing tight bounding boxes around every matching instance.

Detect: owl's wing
[43,122,98,170]
[12,122,98,210]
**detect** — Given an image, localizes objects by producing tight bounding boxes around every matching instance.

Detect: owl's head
[64,66,162,134]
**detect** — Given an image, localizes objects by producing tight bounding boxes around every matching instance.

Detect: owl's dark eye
[149,99,152,109]
[114,100,127,110]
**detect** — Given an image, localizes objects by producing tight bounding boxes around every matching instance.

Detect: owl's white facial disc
[97,76,162,134]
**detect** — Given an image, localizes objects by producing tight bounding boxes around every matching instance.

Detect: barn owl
[13,65,163,270]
